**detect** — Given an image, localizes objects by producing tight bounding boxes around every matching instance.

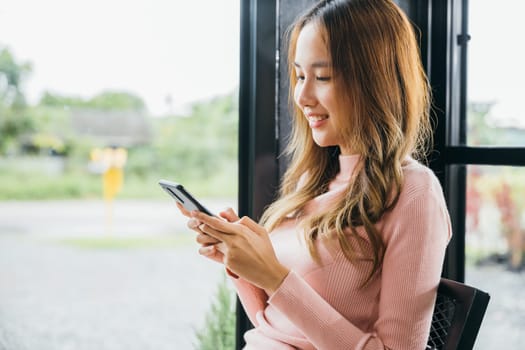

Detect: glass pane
[467,1,525,146]
[0,1,239,349]
[465,165,525,349]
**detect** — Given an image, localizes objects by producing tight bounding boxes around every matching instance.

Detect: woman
[179,0,451,348]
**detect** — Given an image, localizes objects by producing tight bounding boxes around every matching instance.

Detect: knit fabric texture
[235,155,452,350]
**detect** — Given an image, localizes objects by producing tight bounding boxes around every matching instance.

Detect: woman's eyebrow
[293,61,331,68]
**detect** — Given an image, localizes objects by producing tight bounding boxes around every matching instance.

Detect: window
[467,1,525,147]
[426,1,525,348]
[0,1,239,349]
[238,1,525,348]
[463,1,525,347]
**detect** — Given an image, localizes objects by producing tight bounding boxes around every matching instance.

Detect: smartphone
[158,179,214,216]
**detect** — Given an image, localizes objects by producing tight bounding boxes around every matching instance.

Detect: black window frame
[425,0,525,283]
[236,0,525,348]
[237,0,278,347]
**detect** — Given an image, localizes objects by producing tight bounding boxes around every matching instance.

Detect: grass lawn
[0,171,236,200]
[49,234,194,250]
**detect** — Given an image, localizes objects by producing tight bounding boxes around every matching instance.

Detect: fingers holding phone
[160,180,238,277]
[219,207,240,223]
[175,202,192,218]
[195,230,221,246]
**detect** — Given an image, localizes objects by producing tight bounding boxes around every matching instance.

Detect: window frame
[237,0,278,347]
[425,0,525,282]
[237,0,525,348]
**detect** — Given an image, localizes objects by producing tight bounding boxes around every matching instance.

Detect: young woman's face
[293,23,351,154]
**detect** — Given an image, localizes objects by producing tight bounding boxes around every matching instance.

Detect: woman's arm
[231,278,269,327]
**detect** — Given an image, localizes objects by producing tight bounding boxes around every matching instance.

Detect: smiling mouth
[307,115,329,122]
[306,114,329,128]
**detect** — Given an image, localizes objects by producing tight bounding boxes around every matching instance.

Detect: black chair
[426,278,490,350]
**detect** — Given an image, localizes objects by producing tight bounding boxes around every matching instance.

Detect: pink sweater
[234,155,452,350]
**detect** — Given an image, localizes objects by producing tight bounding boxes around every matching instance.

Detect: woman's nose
[295,80,316,108]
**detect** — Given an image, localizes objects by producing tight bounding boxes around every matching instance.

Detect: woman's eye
[316,76,331,81]
[296,75,305,81]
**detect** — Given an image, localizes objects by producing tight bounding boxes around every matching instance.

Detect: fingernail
[201,246,213,255]
[226,268,239,279]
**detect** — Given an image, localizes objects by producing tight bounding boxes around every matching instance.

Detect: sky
[468,0,524,126]
[0,0,522,122]
[0,0,240,116]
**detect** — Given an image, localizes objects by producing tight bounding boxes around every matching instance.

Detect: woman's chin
[312,138,335,149]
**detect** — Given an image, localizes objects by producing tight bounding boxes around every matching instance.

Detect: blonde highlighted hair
[260,0,432,283]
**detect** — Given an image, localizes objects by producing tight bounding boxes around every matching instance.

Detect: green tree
[0,47,32,108]
[151,92,238,182]
[467,102,498,145]
[39,92,86,108]
[0,47,34,154]
[89,91,146,110]
[468,102,525,146]
[39,90,146,111]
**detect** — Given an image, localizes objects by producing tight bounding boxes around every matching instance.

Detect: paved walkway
[0,199,236,238]
[0,200,234,350]
[0,200,523,349]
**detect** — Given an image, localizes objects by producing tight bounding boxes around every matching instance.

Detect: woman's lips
[307,114,328,128]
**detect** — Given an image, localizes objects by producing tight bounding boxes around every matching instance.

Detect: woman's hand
[191,211,290,294]
[174,202,220,261]
[176,203,238,270]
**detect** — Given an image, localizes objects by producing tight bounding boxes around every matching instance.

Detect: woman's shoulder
[400,157,444,201]
[385,157,452,242]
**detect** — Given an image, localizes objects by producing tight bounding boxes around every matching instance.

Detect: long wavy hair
[260,0,432,284]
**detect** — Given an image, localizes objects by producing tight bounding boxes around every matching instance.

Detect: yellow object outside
[90,146,128,235]
[90,146,128,201]
[103,167,124,201]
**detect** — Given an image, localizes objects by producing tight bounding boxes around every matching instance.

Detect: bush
[193,274,236,350]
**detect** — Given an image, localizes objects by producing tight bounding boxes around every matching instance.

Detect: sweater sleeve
[232,277,268,327]
[267,187,451,349]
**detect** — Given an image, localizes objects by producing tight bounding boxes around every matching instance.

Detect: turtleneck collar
[336,154,360,182]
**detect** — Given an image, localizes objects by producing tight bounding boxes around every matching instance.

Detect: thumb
[238,216,267,236]
[219,207,240,223]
